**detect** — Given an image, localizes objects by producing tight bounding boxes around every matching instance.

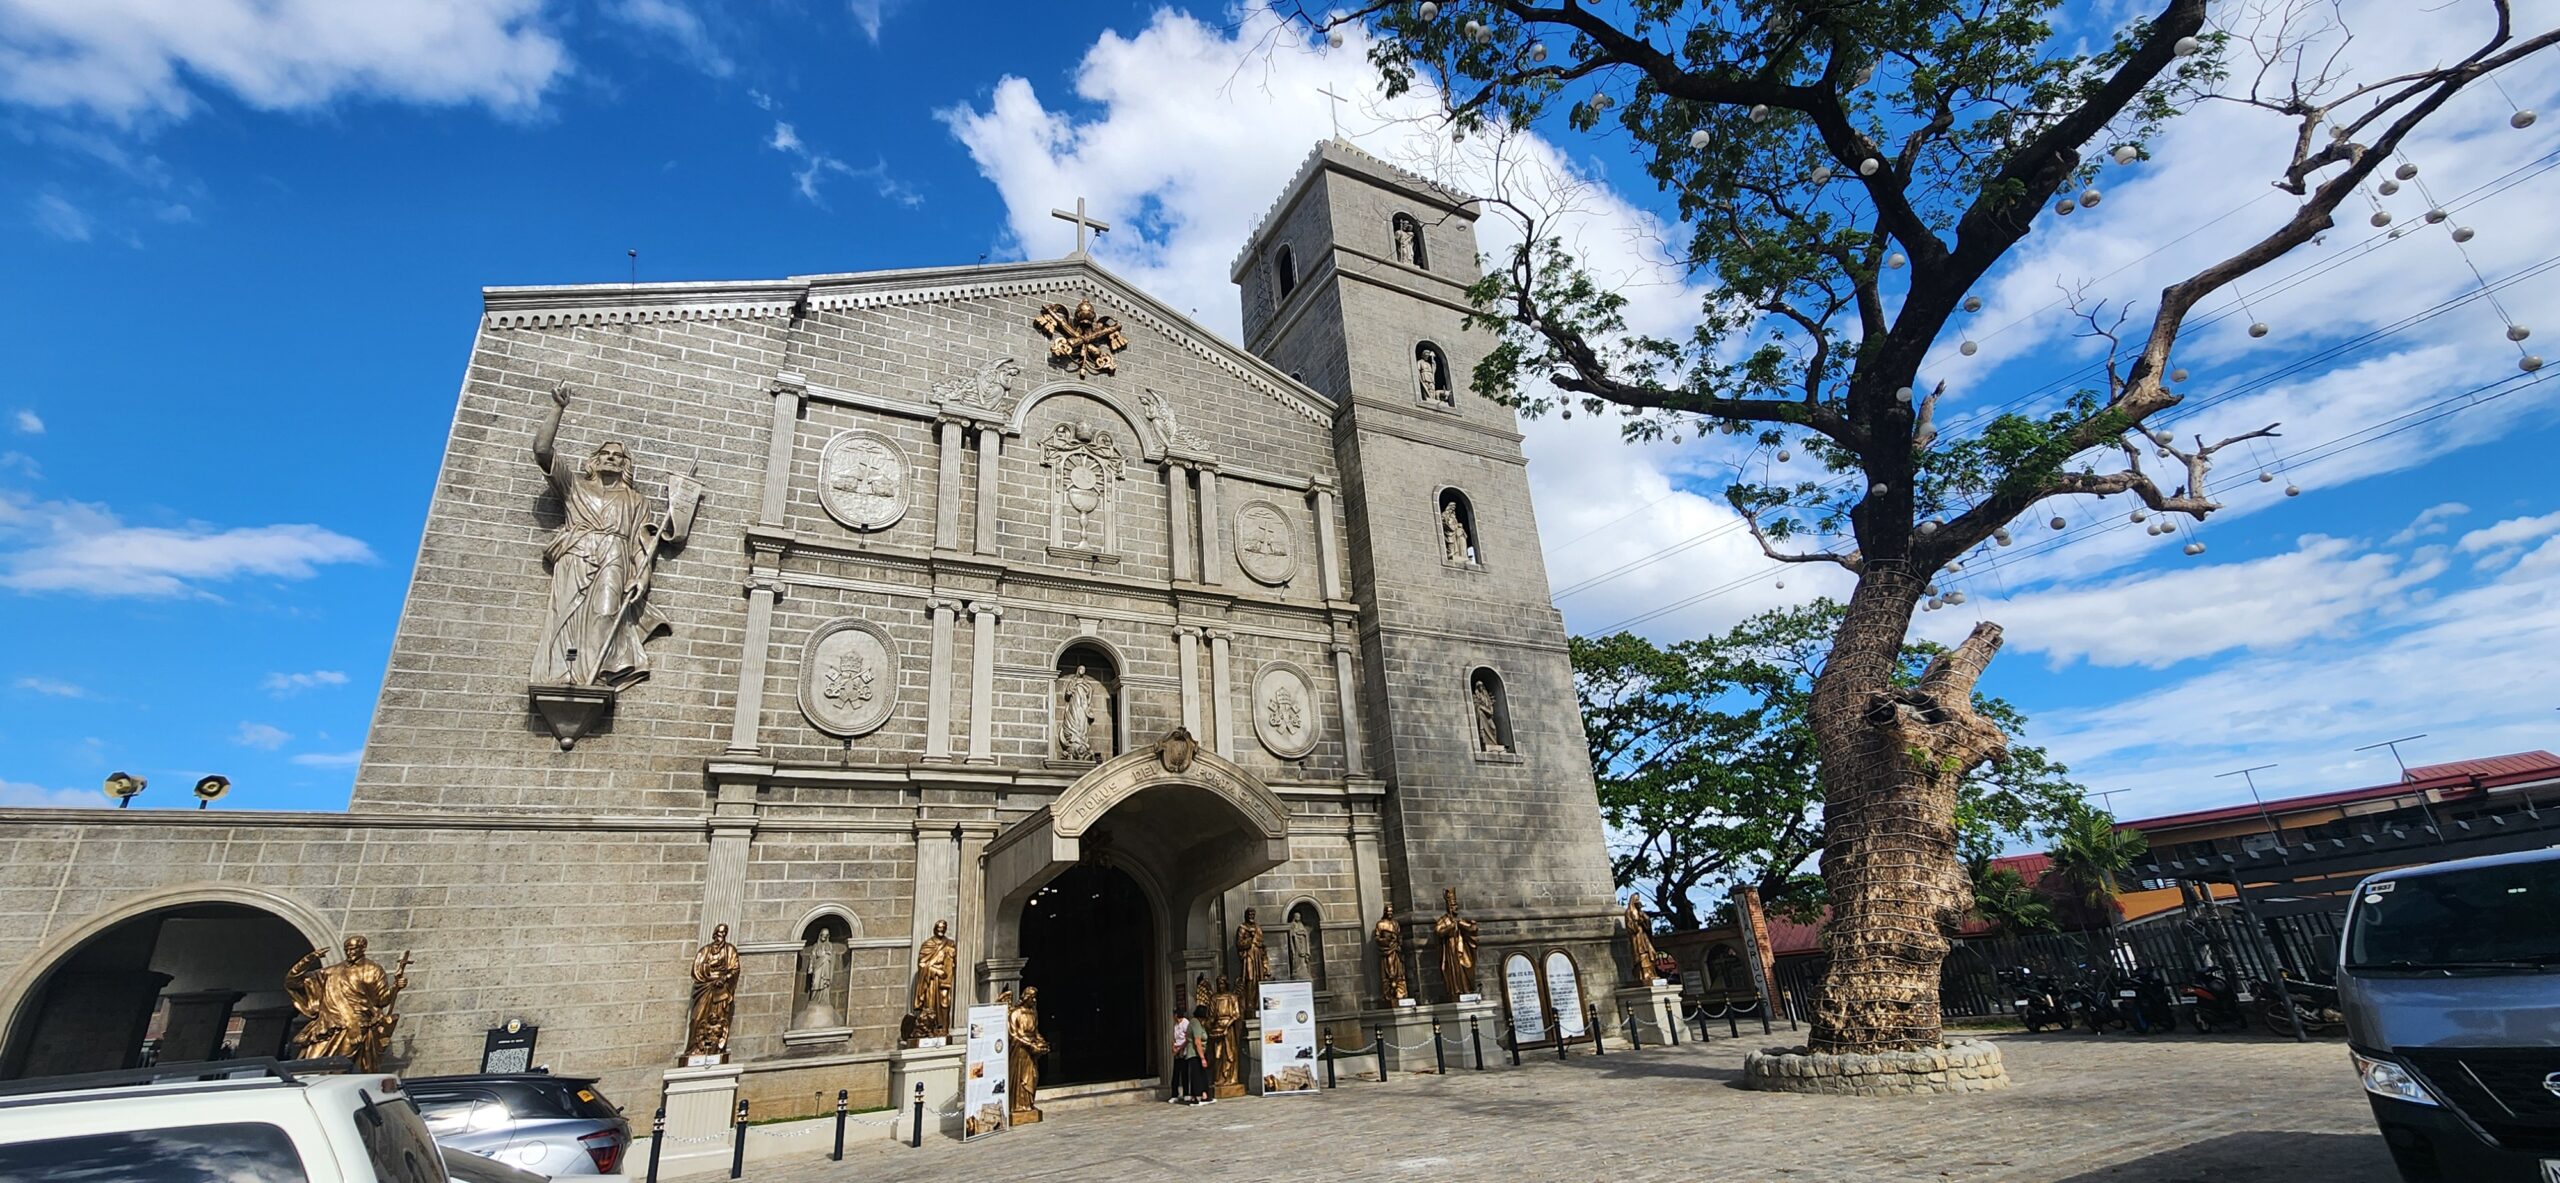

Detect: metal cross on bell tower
[1050,198,1112,258]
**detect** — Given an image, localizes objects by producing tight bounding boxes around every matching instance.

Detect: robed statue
[1055,665,1114,760]
[287,935,409,1072]
[1008,987,1051,1123]
[1235,909,1270,1001]
[684,924,740,1061]
[907,919,957,1042]
[1372,904,1408,1004]
[1435,888,1480,1000]
[795,927,844,1028]
[1623,893,1662,983]
[1286,911,1318,985]
[1206,976,1244,1093]
[531,381,704,687]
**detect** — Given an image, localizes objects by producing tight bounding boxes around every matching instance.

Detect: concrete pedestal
[1376,998,1494,1074]
[885,1043,964,1143]
[657,1063,742,1178]
[1616,982,1684,1048]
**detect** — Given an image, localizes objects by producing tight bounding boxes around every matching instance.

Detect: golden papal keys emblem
[1033,299,1130,376]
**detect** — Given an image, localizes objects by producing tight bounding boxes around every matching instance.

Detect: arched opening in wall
[1053,641,1124,762]
[1274,245,1298,301]
[1468,667,1515,755]
[1436,488,1480,567]
[1705,943,1745,992]
[1019,862,1154,1086]
[1413,342,1454,407]
[790,916,852,1033]
[1,903,313,1079]
[1391,213,1428,269]
[1283,902,1326,990]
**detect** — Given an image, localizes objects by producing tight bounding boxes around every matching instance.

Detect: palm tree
[2049,809,2149,966]
[1967,861,2057,937]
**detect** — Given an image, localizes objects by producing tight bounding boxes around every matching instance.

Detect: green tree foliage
[2048,806,2151,911]
[1964,859,2057,937]
[1575,599,2084,927]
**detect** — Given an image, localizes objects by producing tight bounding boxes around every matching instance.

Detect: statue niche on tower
[1052,644,1119,762]
[526,381,704,750]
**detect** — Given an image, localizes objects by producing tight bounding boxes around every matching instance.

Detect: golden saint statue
[1372,904,1408,1004]
[908,919,957,1042]
[1624,892,1662,983]
[1236,909,1270,1001]
[1008,987,1050,1124]
[1206,975,1245,1096]
[287,935,409,1072]
[1434,888,1479,1000]
[684,924,740,1061]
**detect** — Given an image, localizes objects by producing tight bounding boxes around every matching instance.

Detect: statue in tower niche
[1623,892,1661,984]
[794,926,844,1029]
[1054,664,1115,761]
[1435,888,1480,1001]
[905,919,957,1043]
[1235,909,1270,1000]
[530,382,703,688]
[1415,344,1453,406]
[286,935,410,1072]
[1008,987,1050,1124]
[683,924,740,1063]
[1440,502,1474,564]
[1472,675,1507,754]
[1373,903,1409,1004]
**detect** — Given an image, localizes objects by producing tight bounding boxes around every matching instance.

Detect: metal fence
[1770,907,2346,1022]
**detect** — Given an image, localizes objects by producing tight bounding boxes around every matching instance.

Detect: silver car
[407,1073,631,1177]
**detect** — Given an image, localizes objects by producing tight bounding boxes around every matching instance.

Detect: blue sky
[3,0,2557,827]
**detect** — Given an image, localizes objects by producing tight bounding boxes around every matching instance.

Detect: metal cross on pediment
[1050,198,1112,257]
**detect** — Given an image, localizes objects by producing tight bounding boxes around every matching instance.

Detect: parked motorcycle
[2065,974,2124,1033]
[2250,973,2347,1036]
[2116,965,2181,1034]
[1999,967,2072,1033]
[2179,965,2249,1033]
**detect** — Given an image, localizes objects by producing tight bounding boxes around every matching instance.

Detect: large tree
[1577,600,2084,929]
[1289,0,2559,1053]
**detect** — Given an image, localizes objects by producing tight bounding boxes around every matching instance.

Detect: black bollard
[1557,1016,1569,1060]
[1589,1004,1606,1056]
[1323,1031,1338,1089]
[1470,1016,1484,1070]
[1625,1006,1643,1051]
[1668,1004,1681,1046]
[728,1099,748,1180]
[831,1089,847,1161]
[645,1107,665,1183]
[1369,1026,1385,1082]
[1760,1000,1773,1036]
[1432,1021,1446,1075]
[1507,1014,1522,1067]
[909,1081,924,1149]
[1727,1006,1740,1039]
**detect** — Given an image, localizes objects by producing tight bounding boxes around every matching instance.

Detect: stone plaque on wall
[1234,500,1298,587]
[1251,661,1320,759]
[817,429,910,532]
[799,618,900,736]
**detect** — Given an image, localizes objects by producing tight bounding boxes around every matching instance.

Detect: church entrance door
[1018,862,1153,1086]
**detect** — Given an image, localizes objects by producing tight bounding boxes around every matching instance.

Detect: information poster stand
[962,1003,1010,1141]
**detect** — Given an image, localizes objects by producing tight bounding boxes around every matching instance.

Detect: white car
[0,1058,454,1183]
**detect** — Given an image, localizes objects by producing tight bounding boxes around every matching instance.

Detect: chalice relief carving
[1040,422,1125,553]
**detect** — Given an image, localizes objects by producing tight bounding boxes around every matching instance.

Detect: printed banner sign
[1503,954,1545,1044]
[1545,951,1586,1039]
[1256,980,1318,1095]
[962,1003,1010,1141]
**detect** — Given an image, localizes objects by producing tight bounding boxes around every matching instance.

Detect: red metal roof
[2118,750,2560,835]
[2404,751,2560,782]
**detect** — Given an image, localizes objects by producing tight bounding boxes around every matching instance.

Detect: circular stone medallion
[798,619,899,737]
[1251,662,1320,758]
[817,430,910,532]
[1234,500,1299,586]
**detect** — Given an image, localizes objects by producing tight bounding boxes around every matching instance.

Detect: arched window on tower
[1391,213,1428,269]
[1414,342,1454,407]
[1436,488,1479,567]
[1274,244,1298,300]
[1468,667,1514,754]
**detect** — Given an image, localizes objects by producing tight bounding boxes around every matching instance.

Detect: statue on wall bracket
[527,381,704,750]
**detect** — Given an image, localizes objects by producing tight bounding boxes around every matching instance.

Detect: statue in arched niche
[1055,664,1115,761]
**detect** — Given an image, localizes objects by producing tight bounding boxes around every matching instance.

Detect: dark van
[2340,847,2560,1182]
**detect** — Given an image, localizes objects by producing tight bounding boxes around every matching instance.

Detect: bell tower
[1233,142,1617,972]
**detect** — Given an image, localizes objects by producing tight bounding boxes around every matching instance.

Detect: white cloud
[0,489,373,597]
[12,675,86,697]
[290,749,363,768]
[846,0,903,43]
[12,410,42,435]
[0,779,94,808]
[0,0,567,125]
[233,721,290,750]
[609,0,731,77]
[2389,502,2470,546]
[2456,510,2560,556]
[765,120,920,208]
[262,669,349,696]
[31,192,89,241]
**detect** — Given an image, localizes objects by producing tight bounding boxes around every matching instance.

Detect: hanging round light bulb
[2395,162,2418,180]
[2370,210,2392,227]
[2055,198,2077,216]
[1859,157,1880,177]
[1588,92,1615,112]
[2523,354,2546,373]
[1919,521,1940,535]
[1927,597,1943,611]
[1870,482,1889,496]
[2081,187,2103,208]
[1886,252,1907,269]
[2377,179,2400,197]
[1960,339,1979,356]
[2112,144,2139,165]
[2389,227,2411,240]
[1962,295,1983,313]
[2184,542,2206,556]
[1994,529,2013,546]
[2513,110,2539,129]
[1855,63,1876,86]
[1811,164,1833,184]
[1894,386,1914,403]
[2249,322,2270,338]
[2285,484,2302,497]
[2508,324,2532,342]
[1749,103,1771,122]
[1774,578,1785,589]
[2049,515,2067,530]
[2258,471,2274,483]
[1326,27,1346,47]
[2170,367,2189,382]
[2130,509,2148,523]
[1777,449,1792,462]
[1418,0,1439,19]
[2424,208,2447,224]
[1948,591,1966,606]
[2174,35,2203,56]
[1528,42,1548,63]
[1689,128,1712,150]
[1462,18,1483,39]
[2453,226,2476,243]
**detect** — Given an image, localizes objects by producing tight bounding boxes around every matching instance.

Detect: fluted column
[760,374,804,528]
[1330,643,1367,777]
[1197,463,1224,586]
[966,601,1001,763]
[925,598,959,760]
[1208,629,1235,758]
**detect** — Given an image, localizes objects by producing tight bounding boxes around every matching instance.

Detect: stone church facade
[0,143,1619,1115]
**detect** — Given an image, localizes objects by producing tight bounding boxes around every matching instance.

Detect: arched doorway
[2,901,316,1079]
[1019,862,1153,1086]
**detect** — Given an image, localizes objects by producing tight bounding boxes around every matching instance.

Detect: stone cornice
[0,808,708,833]
[481,280,803,330]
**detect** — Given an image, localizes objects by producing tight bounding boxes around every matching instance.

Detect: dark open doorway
[2,903,311,1079]
[1019,862,1152,1086]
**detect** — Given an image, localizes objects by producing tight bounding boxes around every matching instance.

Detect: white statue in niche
[1416,345,1453,406]
[1040,421,1126,553]
[1473,676,1507,754]
[1394,219,1416,264]
[1441,503,1474,565]
[1055,665,1115,761]
[1287,912,1318,983]
[794,927,845,1029]
[530,382,703,687]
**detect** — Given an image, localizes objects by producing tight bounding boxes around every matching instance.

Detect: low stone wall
[1742,1040,2009,1096]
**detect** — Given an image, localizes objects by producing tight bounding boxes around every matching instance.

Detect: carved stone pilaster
[966,601,1002,763]
[924,598,961,761]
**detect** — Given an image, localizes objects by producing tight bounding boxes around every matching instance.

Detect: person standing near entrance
[1186,1006,1215,1103]
[1168,1006,1204,1105]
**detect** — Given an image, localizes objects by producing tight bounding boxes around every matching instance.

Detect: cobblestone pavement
[744,1030,2391,1183]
